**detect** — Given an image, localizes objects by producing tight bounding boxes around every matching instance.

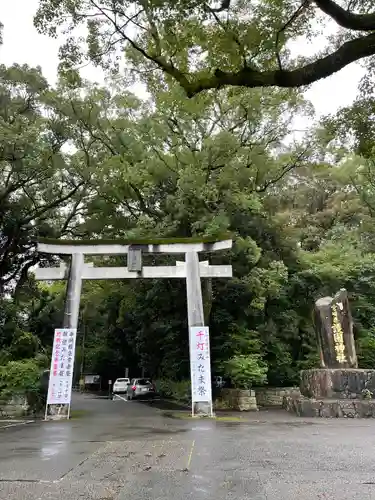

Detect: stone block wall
[255,387,300,407]
[283,395,375,418]
[214,388,258,411]
[300,369,375,399]
[0,396,29,418]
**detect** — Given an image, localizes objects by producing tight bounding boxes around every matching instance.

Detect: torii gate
[34,238,232,417]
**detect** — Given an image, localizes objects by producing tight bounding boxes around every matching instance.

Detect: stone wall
[0,396,29,418]
[214,388,258,411]
[255,387,300,407]
[283,395,375,418]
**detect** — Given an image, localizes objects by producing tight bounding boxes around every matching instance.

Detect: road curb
[0,419,35,429]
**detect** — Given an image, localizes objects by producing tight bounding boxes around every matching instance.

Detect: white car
[113,378,130,394]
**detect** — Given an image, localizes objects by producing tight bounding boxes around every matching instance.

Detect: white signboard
[190,326,212,403]
[47,328,77,405]
[84,374,100,384]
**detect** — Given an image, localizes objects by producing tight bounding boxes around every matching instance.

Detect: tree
[6,62,375,389]
[35,0,375,97]
[52,80,311,240]
[24,74,313,383]
[0,64,94,295]
[70,79,311,373]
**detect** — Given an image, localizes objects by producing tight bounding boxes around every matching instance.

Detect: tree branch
[208,0,231,13]
[181,32,375,96]
[314,0,375,31]
[89,0,191,89]
[275,0,310,70]
[23,181,86,224]
[255,149,309,193]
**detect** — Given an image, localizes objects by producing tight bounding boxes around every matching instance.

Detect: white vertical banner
[189,326,212,405]
[46,328,77,411]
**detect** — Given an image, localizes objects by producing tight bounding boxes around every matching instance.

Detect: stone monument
[284,289,375,417]
[314,289,357,369]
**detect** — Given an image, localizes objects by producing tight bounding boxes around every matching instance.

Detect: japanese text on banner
[189,326,212,402]
[47,328,77,405]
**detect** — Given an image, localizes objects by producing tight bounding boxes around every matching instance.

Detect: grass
[162,411,243,421]
[69,409,91,419]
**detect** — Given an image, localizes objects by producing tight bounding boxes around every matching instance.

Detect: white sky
[0,0,366,118]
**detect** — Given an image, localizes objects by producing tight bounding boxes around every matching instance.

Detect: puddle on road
[7,447,38,458]
[115,426,189,435]
[40,441,68,460]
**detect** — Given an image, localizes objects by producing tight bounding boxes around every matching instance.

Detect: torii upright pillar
[63,253,84,330]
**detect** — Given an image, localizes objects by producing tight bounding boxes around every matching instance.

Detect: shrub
[155,379,191,403]
[0,359,44,412]
[357,331,375,369]
[223,354,268,389]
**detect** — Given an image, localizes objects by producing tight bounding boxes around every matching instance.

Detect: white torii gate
[34,238,233,417]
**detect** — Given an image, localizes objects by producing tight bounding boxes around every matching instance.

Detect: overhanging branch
[180,31,375,97]
[314,0,375,31]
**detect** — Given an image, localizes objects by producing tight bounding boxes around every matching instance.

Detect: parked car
[126,378,156,400]
[113,378,130,394]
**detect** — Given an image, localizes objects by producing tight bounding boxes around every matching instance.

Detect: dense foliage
[34,0,375,96]
[224,354,268,389]
[2,3,375,395]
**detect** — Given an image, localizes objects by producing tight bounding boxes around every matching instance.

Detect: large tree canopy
[0,64,95,294]
[3,61,375,390]
[35,0,375,96]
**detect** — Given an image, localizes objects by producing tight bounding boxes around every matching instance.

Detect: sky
[0,0,366,119]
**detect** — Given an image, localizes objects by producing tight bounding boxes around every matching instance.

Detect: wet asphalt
[2,393,375,499]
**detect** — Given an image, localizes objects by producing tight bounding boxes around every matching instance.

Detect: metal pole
[186,251,212,416]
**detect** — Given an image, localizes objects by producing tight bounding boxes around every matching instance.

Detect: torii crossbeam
[33,237,233,417]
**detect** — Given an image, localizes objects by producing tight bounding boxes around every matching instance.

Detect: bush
[223,354,268,389]
[155,379,191,404]
[0,359,44,412]
[357,331,375,369]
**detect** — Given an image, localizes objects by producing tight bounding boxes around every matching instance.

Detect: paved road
[2,394,375,499]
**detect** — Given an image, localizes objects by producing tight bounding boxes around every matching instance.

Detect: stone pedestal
[283,394,375,418]
[301,369,375,399]
[284,368,375,418]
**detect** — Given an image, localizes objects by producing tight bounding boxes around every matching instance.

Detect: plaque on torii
[33,237,233,418]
